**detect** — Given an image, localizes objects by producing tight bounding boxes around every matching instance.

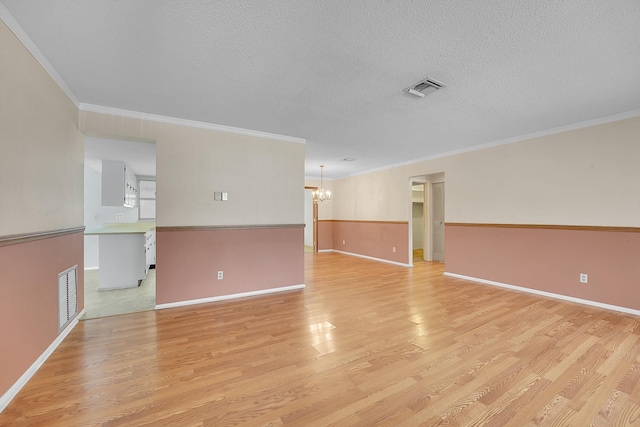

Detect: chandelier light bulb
[313,165,332,203]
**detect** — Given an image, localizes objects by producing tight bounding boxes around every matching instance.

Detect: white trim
[84,266,99,271]
[0,4,80,108]
[341,108,640,180]
[318,249,333,253]
[443,272,640,317]
[332,250,411,267]
[0,309,85,413]
[79,103,306,144]
[154,284,306,310]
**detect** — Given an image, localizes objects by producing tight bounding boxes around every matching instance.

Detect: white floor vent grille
[58,265,78,331]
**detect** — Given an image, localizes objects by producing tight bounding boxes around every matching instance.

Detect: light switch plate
[214,192,222,201]
[222,192,228,201]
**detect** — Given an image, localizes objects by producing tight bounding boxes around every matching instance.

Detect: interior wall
[0,23,83,235]
[157,130,304,226]
[446,225,640,311]
[332,220,409,264]
[329,114,640,309]
[0,20,84,403]
[333,117,640,226]
[79,110,306,305]
[156,226,303,305]
[332,168,406,221]
[80,112,305,227]
[439,118,640,226]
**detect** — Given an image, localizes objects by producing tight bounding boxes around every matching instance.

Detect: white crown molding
[444,272,640,317]
[342,108,640,180]
[154,284,306,310]
[80,103,306,144]
[0,4,80,108]
[0,309,85,413]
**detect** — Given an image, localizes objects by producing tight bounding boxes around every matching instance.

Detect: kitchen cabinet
[145,229,156,274]
[85,223,155,289]
[98,233,146,289]
[102,159,138,207]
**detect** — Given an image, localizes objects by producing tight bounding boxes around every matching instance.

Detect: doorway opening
[411,183,426,263]
[83,136,157,319]
[410,173,445,263]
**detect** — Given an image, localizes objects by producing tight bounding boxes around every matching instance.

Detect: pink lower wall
[318,220,333,251]
[330,220,409,264]
[445,224,640,311]
[0,232,84,397]
[155,226,304,305]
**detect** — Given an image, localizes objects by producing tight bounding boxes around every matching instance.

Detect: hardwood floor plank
[2,252,640,426]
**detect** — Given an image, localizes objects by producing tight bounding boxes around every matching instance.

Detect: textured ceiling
[2,0,640,179]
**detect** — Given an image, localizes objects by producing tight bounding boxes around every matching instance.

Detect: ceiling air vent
[404,77,446,98]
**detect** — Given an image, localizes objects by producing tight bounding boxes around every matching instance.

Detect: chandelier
[312,165,331,203]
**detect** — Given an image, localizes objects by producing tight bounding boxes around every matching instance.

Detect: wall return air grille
[404,77,447,98]
[58,265,78,331]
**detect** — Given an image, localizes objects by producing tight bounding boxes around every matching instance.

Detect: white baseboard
[332,250,411,267]
[443,272,640,317]
[318,249,333,253]
[155,284,306,310]
[0,309,86,413]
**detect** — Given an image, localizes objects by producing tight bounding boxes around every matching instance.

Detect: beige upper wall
[441,117,640,225]
[80,111,305,226]
[332,115,640,227]
[332,167,408,221]
[0,21,83,236]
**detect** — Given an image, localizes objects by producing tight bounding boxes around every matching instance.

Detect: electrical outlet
[579,273,588,284]
[116,213,124,220]
[342,240,345,245]
[392,247,396,253]
[217,271,223,280]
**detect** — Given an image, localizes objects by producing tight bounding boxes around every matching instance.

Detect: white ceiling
[2,1,640,179]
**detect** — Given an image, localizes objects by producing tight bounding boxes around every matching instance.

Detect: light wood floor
[3,253,640,426]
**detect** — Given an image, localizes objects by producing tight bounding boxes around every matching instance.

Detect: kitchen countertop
[85,222,156,235]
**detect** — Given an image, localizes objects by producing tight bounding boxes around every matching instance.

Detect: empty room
[1,1,640,425]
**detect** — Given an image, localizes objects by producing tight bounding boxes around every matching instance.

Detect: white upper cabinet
[101,160,138,207]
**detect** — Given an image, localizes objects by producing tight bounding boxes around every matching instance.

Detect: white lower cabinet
[145,230,156,274]
[98,233,146,289]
